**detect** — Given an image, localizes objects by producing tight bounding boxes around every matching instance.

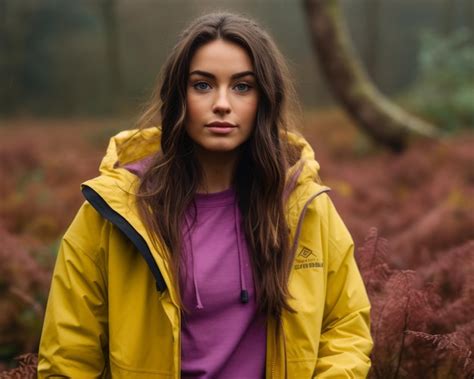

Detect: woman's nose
[212,88,231,115]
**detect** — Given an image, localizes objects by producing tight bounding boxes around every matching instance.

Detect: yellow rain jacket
[38,128,372,378]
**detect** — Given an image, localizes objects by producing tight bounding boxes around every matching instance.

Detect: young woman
[38,12,372,379]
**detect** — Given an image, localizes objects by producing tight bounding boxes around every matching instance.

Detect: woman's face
[185,39,259,155]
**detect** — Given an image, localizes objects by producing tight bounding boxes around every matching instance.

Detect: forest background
[0,0,473,378]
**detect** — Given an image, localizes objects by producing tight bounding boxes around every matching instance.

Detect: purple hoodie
[180,188,266,379]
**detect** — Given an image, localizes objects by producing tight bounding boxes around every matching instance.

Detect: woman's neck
[195,148,239,194]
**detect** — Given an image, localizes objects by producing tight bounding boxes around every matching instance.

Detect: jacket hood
[80,126,329,311]
[95,127,322,191]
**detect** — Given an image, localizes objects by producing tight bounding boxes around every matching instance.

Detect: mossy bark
[304,0,439,152]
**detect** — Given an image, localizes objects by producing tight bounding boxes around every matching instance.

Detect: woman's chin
[195,142,241,155]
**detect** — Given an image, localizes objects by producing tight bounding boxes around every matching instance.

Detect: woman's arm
[315,196,373,378]
[37,203,109,378]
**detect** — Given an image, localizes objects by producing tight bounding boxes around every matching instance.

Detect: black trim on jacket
[82,186,167,292]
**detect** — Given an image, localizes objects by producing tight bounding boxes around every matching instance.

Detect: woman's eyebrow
[188,70,255,79]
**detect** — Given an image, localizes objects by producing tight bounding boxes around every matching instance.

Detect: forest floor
[0,109,473,377]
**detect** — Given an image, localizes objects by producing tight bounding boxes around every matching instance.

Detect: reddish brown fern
[357,228,474,379]
[0,225,49,358]
[0,354,38,379]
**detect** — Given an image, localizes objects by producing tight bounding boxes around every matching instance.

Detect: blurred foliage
[404,28,474,132]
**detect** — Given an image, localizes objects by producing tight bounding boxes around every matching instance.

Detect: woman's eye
[193,82,211,91]
[234,83,251,92]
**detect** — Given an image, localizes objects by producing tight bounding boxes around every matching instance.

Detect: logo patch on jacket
[294,246,324,269]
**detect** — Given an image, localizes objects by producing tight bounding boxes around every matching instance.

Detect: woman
[38,12,372,378]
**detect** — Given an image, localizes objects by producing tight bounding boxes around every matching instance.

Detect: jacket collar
[81,127,328,304]
[95,126,322,190]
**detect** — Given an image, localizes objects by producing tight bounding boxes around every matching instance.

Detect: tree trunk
[304,0,439,152]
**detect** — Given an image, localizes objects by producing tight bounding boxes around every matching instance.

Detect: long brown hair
[135,12,300,320]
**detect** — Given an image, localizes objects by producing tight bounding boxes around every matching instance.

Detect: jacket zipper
[271,320,288,379]
[282,325,288,379]
[271,322,278,379]
[271,331,276,378]
[272,186,330,378]
[177,309,182,379]
[290,186,331,256]
[81,185,167,292]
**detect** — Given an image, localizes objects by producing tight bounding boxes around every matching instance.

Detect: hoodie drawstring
[234,201,249,304]
[184,198,248,310]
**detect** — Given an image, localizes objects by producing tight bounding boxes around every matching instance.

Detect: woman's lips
[205,122,237,135]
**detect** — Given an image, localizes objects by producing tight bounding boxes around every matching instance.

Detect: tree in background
[304,0,439,152]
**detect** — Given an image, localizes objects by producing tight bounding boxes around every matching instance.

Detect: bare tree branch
[304,0,440,152]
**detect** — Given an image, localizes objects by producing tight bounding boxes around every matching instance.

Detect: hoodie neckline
[183,188,248,310]
[194,187,236,208]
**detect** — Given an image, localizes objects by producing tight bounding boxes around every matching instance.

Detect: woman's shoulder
[61,201,116,264]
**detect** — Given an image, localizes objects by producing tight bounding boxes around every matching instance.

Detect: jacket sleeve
[314,195,373,378]
[38,202,109,378]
